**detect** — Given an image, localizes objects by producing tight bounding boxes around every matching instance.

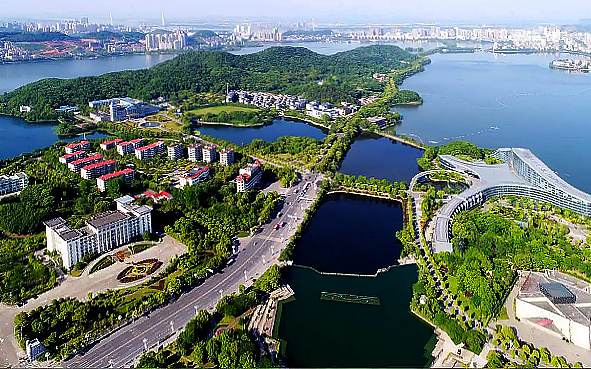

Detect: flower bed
[89,255,115,274]
[116,258,162,283]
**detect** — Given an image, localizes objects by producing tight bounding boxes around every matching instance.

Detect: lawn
[188,105,259,115]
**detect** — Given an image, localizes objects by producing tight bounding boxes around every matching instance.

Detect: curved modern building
[433,148,591,253]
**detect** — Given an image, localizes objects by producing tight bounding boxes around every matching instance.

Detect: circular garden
[117,258,163,283]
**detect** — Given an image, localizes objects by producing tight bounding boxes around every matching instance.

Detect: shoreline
[198,120,268,128]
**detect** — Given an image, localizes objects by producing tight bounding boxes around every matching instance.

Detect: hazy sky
[3,0,591,25]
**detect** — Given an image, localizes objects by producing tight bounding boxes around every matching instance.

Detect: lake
[339,133,424,183]
[0,53,175,159]
[291,192,403,275]
[197,117,326,145]
[278,193,435,367]
[396,51,591,192]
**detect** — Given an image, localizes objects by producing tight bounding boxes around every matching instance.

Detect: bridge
[431,148,591,253]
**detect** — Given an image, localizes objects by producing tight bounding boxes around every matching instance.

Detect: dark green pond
[278,193,435,367]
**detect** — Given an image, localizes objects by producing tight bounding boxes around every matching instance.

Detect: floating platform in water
[320,292,380,306]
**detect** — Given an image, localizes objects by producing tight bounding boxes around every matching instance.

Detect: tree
[93,200,110,214]
[142,231,152,241]
[167,277,182,295]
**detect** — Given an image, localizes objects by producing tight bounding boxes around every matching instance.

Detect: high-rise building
[65,141,90,154]
[202,145,217,163]
[219,148,234,166]
[235,160,263,192]
[188,144,202,162]
[80,160,116,180]
[168,144,184,160]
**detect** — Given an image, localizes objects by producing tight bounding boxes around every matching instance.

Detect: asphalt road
[64,172,321,368]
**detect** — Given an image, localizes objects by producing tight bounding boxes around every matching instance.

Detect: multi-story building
[168,144,184,160]
[87,97,159,122]
[135,141,165,160]
[97,168,135,192]
[99,138,123,150]
[236,160,263,192]
[59,150,86,164]
[433,148,591,253]
[188,144,202,162]
[65,140,90,154]
[0,172,28,195]
[44,196,152,269]
[202,145,217,163]
[179,166,210,188]
[117,142,134,155]
[26,339,46,361]
[80,160,116,180]
[130,138,145,149]
[68,154,103,173]
[219,148,234,166]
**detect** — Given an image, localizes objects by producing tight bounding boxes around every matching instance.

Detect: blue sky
[3,0,591,24]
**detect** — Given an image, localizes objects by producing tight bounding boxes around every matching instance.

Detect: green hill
[0,45,421,122]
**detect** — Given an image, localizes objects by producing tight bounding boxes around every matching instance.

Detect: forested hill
[0,45,421,121]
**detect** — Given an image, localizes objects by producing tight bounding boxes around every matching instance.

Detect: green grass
[89,255,114,274]
[188,105,259,115]
[236,231,249,238]
[129,242,155,254]
[497,306,509,320]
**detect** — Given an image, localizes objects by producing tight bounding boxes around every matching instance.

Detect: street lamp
[169,320,174,333]
[194,305,199,316]
[244,270,248,281]
[219,289,223,299]
[143,337,148,352]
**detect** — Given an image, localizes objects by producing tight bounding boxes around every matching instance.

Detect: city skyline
[2,0,591,25]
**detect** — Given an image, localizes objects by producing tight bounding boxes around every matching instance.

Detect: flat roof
[540,282,576,300]
[86,211,130,229]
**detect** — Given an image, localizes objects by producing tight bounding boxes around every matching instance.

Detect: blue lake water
[396,51,591,192]
[339,132,424,183]
[0,53,175,159]
[197,117,326,145]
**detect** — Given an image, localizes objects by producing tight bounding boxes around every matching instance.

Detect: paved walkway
[0,236,186,366]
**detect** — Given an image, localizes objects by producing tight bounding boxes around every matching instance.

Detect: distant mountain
[0,31,74,42]
[0,45,419,121]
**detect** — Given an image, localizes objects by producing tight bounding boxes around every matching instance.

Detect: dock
[248,285,295,337]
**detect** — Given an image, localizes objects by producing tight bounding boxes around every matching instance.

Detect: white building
[0,172,28,195]
[168,144,184,160]
[219,148,234,166]
[65,140,90,154]
[179,166,210,188]
[26,339,46,361]
[202,145,217,163]
[236,160,263,192]
[516,271,591,350]
[44,196,152,269]
[188,144,202,162]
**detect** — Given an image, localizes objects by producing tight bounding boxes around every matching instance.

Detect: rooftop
[99,169,134,181]
[86,211,131,229]
[81,159,116,171]
[509,148,591,203]
[69,154,103,166]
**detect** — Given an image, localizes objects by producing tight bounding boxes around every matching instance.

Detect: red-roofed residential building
[142,189,173,202]
[68,154,103,172]
[168,144,184,160]
[65,141,90,154]
[202,145,217,163]
[135,141,165,160]
[130,138,145,148]
[179,166,210,188]
[97,169,135,192]
[99,138,123,150]
[59,150,87,164]
[236,160,263,192]
[81,160,116,179]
